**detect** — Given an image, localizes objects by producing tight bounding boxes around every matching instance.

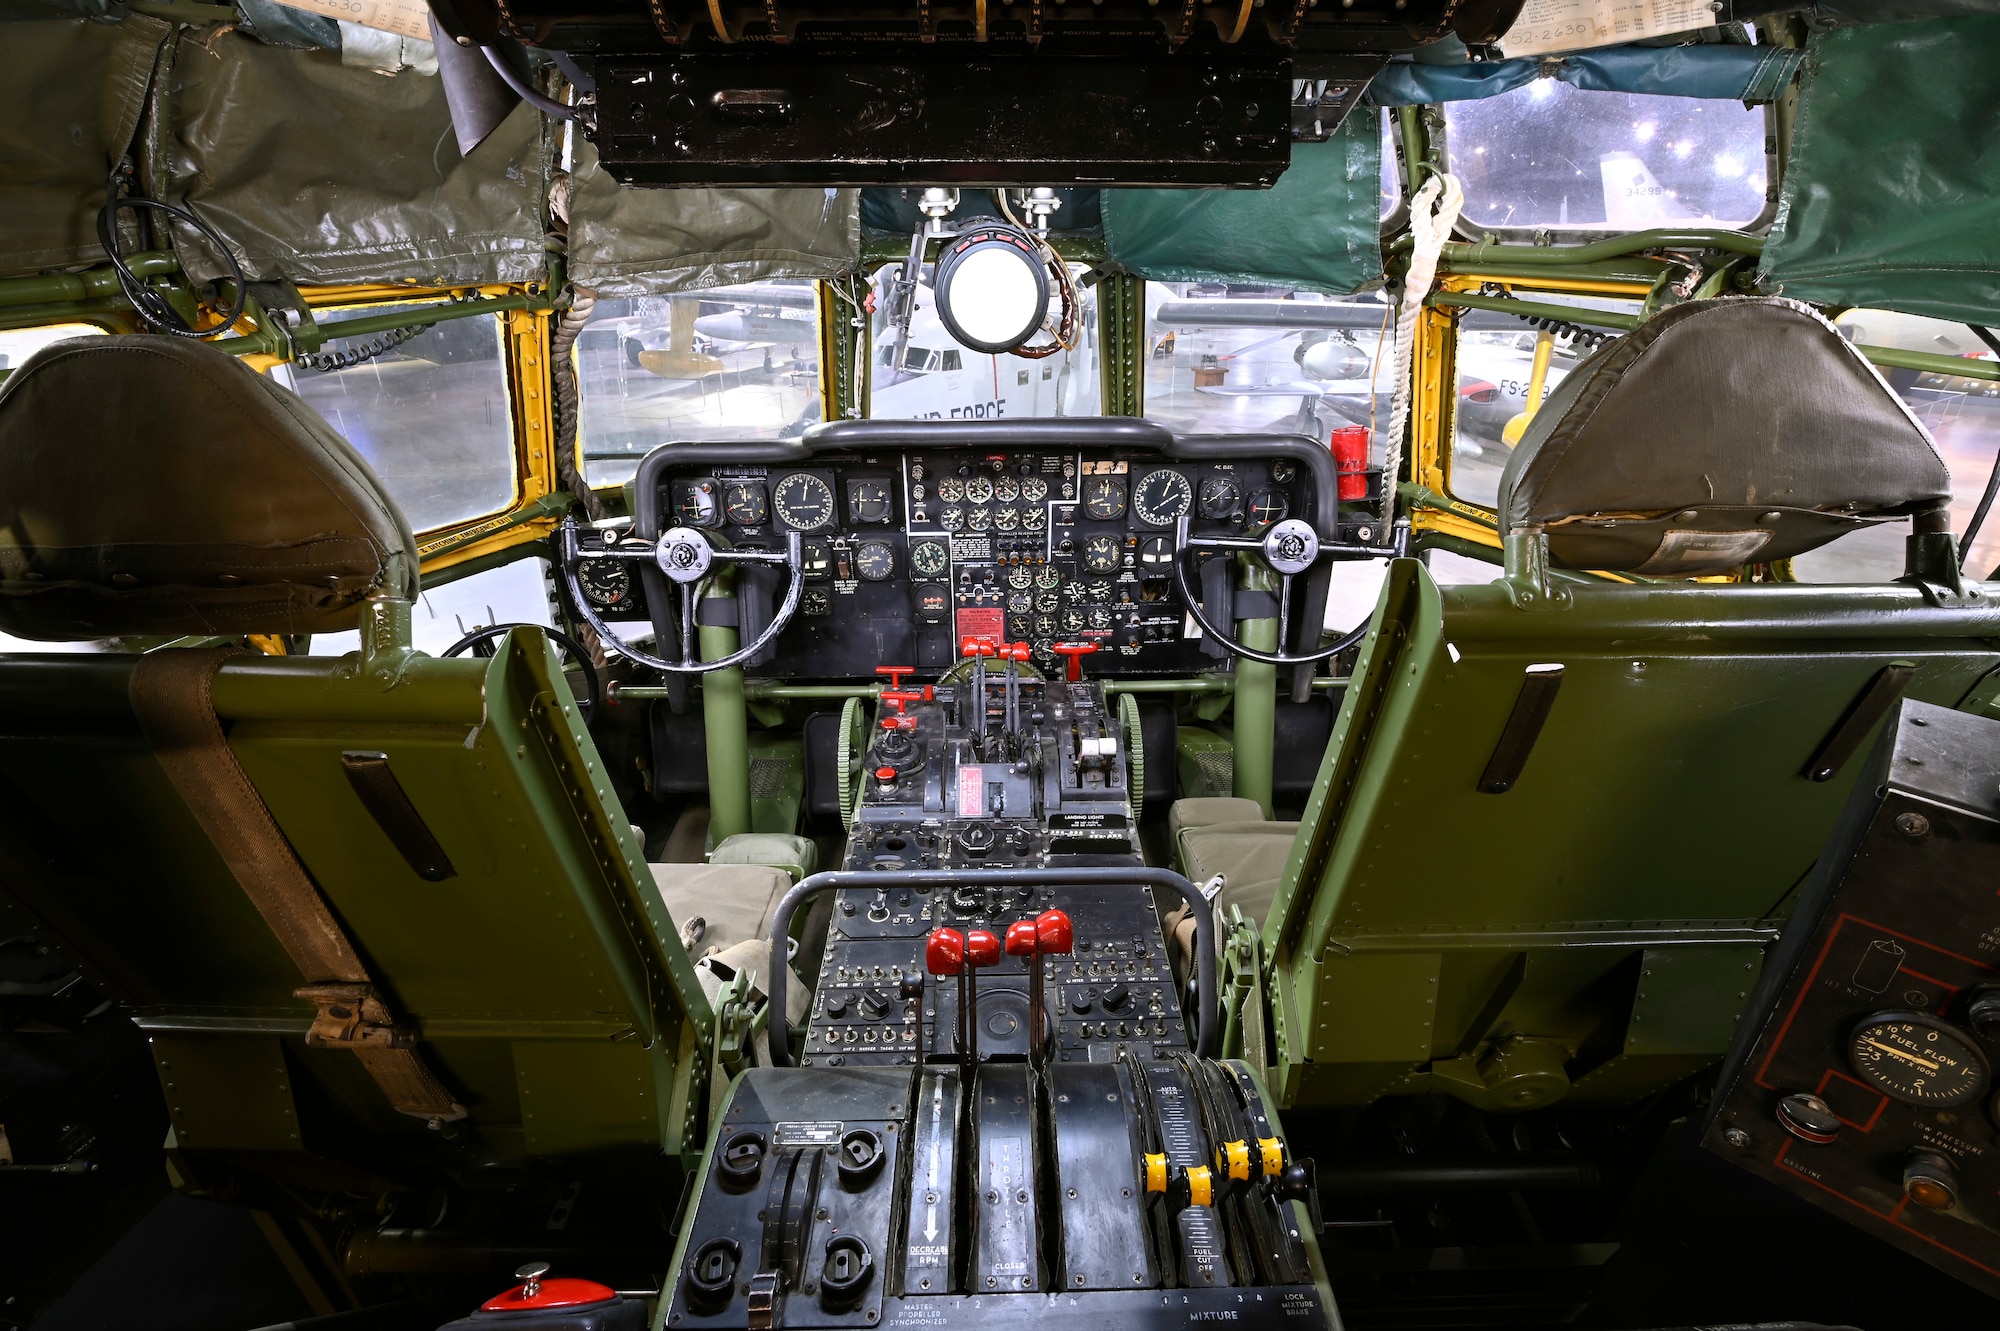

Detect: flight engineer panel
[571,444,1317,678]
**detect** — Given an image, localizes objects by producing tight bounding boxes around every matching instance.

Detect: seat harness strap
[129,647,466,1123]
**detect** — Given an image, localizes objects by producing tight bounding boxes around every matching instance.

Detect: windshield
[1445,83,1769,231]
[1144,284,1392,442]
[580,283,825,488]
[867,261,1100,419]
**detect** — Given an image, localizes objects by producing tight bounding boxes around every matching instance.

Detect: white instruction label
[267,0,433,40]
[1500,0,1714,57]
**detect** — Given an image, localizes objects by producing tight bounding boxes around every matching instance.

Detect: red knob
[1005,919,1038,957]
[926,928,965,976]
[1034,909,1074,956]
[965,928,1001,969]
[876,665,915,691]
[1051,641,1101,681]
[874,766,898,781]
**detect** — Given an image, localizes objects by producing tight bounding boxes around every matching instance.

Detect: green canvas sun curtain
[1102,110,1383,296]
[1760,16,2000,325]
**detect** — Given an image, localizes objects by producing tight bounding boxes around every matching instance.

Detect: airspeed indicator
[1134,469,1193,526]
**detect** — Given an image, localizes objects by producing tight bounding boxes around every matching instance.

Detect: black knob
[686,1238,740,1311]
[820,1236,875,1306]
[1275,1159,1325,1234]
[1071,988,1097,1015]
[825,994,849,1018]
[1102,983,1130,1011]
[899,974,924,1003]
[859,990,891,1020]
[1968,986,2000,1039]
[717,1130,766,1191]
[836,1128,886,1188]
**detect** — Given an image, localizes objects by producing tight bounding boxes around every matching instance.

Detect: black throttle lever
[1273,1159,1325,1236]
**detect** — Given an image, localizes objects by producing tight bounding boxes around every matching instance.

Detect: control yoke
[1170,514,1387,667]
[557,516,806,674]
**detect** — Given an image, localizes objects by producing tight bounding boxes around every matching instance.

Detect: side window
[270,308,517,534]
[1793,311,2000,582]
[0,323,104,377]
[579,283,825,489]
[1446,297,1640,510]
[1444,83,1768,232]
[306,556,554,657]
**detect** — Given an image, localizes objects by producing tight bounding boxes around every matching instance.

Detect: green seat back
[1263,560,2000,1110]
[0,632,709,1172]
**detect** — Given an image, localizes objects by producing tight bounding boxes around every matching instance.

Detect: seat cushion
[0,335,419,638]
[709,832,818,884]
[648,862,793,960]
[1180,821,1301,934]
[1168,796,1266,847]
[1499,297,1949,575]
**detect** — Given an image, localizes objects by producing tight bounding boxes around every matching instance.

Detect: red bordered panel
[1706,702,2000,1297]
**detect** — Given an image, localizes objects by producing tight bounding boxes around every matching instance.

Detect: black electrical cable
[1956,326,2000,572]
[442,623,602,721]
[481,45,580,121]
[96,171,247,338]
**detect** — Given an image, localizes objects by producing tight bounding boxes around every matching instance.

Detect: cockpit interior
[5,6,2000,1331]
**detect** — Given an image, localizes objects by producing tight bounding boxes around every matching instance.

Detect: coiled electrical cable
[97,169,247,338]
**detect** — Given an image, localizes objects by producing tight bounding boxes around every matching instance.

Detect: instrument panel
[581,441,1319,678]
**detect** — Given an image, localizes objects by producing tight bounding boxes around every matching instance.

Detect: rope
[549,286,604,521]
[1381,171,1463,541]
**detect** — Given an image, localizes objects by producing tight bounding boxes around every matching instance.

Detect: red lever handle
[959,636,1000,659]
[1005,641,1031,663]
[965,928,1001,969]
[875,665,915,691]
[881,689,928,714]
[1051,641,1101,682]
[1004,919,1038,957]
[1034,909,1074,956]
[926,928,965,976]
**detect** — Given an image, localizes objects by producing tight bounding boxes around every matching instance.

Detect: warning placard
[267,0,432,40]
[1499,0,1714,57]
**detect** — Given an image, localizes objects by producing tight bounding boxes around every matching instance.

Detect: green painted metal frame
[0,623,712,1173]
[1258,557,2000,1109]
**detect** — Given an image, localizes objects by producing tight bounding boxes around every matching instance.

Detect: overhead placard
[266,0,433,40]
[1499,0,1714,57]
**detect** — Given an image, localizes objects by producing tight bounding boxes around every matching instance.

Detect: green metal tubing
[213,291,550,360]
[1444,229,1765,267]
[700,616,753,845]
[1429,291,1643,332]
[1232,619,1278,819]
[419,492,574,565]
[0,253,176,310]
[1854,343,2000,385]
[1104,676,1236,695]
[1435,258,1670,286]
[1431,294,2000,384]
